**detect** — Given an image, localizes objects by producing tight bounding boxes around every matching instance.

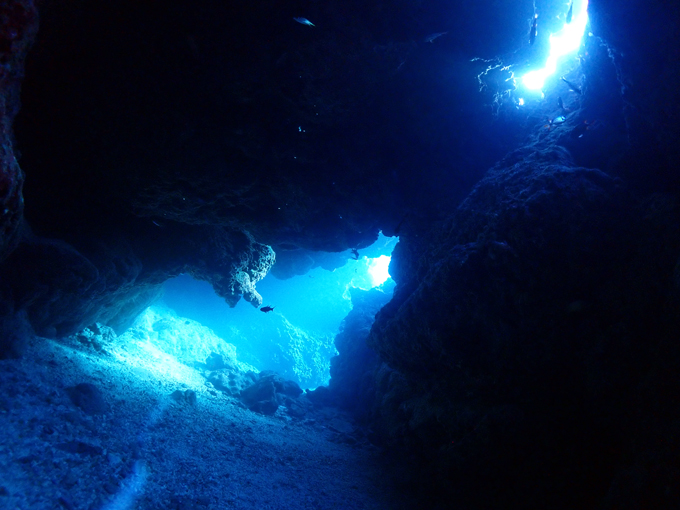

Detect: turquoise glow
[522,1,589,91]
[368,255,392,287]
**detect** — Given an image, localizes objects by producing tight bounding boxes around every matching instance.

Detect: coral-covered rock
[327,285,393,419]
[240,377,280,416]
[207,370,257,398]
[0,222,277,337]
[367,148,680,507]
[239,371,303,415]
[74,322,117,354]
[256,371,303,398]
[185,228,275,309]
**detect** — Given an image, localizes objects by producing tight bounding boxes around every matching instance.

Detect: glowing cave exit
[522,0,589,91]
[368,255,391,287]
[160,233,398,388]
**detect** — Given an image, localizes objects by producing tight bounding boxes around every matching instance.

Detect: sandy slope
[0,336,413,510]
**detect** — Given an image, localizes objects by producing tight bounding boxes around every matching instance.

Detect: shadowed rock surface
[367,149,680,507]
[1,0,680,508]
[0,0,37,263]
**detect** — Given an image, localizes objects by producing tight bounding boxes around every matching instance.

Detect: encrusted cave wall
[1,0,518,343]
[1,0,679,507]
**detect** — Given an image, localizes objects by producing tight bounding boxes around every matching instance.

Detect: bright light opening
[368,255,392,287]
[522,0,589,91]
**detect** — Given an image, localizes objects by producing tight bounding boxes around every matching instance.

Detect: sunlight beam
[522,1,589,91]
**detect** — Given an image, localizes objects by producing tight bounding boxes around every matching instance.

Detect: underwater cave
[1,0,680,508]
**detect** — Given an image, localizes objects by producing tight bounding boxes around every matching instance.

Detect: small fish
[350,248,359,260]
[424,31,448,43]
[561,76,582,94]
[558,96,564,109]
[529,14,538,45]
[566,1,573,24]
[293,17,314,26]
[544,115,567,130]
[260,306,275,313]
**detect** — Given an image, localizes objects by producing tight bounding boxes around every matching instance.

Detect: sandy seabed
[0,335,413,510]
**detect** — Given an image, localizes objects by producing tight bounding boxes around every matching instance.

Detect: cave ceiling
[1,0,679,336]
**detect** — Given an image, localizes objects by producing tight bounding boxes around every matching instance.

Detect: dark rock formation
[208,369,257,398]
[367,150,680,507]
[73,322,117,354]
[0,221,275,338]
[239,371,303,416]
[346,1,680,504]
[0,0,37,263]
[0,308,31,358]
[0,0,679,507]
[327,284,394,420]
[588,0,680,190]
[2,0,527,337]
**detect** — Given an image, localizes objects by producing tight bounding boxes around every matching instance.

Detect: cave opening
[521,0,589,91]
[158,232,398,389]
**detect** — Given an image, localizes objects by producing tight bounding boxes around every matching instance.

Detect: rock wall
[367,148,680,507]
[327,284,394,419]
[0,223,275,343]
[0,0,37,263]
[1,0,679,504]
[356,5,680,504]
[589,0,680,189]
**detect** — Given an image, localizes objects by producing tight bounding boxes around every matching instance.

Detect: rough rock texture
[327,285,393,420]
[0,0,36,263]
[230,312,336,389]
[588,0,680,189]
[264,316,336,389]
[367,150,680,507]
[0,232,163,338]
[239,371,304,416]
[207,369,257,398]
[73,322,117,355]
[204,352,259,399]
[65,382,108,415]
[126,306,257,374]
[351,2,680,504]
[1,0,680,506]
[0,308,31,358]
[4,0,527,337]
[0,223,275,340]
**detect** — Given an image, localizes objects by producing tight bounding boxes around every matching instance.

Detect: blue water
[162,233,398,386]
